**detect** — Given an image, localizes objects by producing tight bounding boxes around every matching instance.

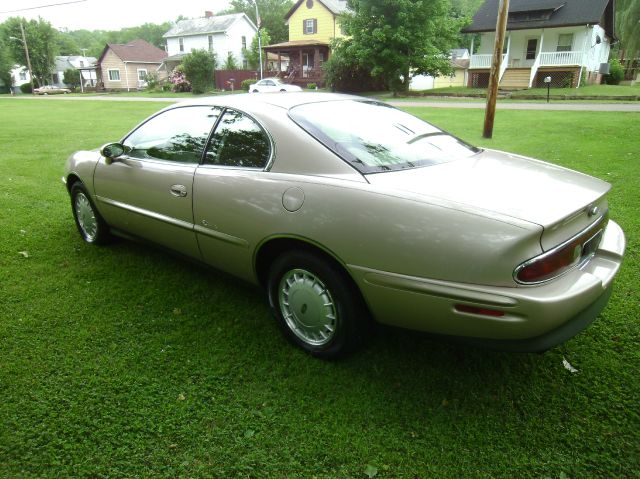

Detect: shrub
[182,49,217,94]
[323,41,386,93]
[20,82,32,94]
[241,78,254,91]
[63,69,81,89]
[169,67,191,93]
[145,72,160,90]
[307,83,317,90]
[604,58,624,85]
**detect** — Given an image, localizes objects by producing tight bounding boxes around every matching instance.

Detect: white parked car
[249,78,302,93]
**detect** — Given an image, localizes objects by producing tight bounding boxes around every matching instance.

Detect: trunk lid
[365,149,610,250]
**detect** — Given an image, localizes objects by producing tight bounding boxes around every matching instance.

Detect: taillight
[515,219,606,284]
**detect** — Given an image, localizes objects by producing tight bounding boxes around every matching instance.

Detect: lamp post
[9,21,35,94]
[252,0,263,79]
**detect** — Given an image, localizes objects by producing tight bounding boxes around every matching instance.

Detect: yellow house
[263,0,349,86]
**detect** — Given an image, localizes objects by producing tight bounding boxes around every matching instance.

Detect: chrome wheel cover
[74,192,98,242]
[279,268,337,346]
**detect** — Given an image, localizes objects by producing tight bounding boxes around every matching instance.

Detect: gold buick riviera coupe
[63,93,626,358]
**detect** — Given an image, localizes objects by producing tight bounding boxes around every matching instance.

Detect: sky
[0,0,233,31]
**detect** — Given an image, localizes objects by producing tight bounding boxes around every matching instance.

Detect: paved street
[4,94,640,111]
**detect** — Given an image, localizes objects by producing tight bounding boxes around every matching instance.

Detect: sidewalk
[387,100,640,112]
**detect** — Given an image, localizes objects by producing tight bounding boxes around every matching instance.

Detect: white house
[0,66,31,93]
[463,0,615,88]
[52,56,98,88]
[163,12,257,69]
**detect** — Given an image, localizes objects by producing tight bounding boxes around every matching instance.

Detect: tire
[267,250,369,358]
[252,89,259,93]
[70,182,110,244]
[280,89,286,92]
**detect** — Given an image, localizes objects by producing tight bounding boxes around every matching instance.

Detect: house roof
[263,39,330,51]
[462,0,614,35]
[98,39,167,64]
[163,13,256,38]
[55,55,97,71]
[284,0,349,20]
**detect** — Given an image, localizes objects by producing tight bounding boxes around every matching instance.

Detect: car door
[193,108,273,281]
[93,105,223,258]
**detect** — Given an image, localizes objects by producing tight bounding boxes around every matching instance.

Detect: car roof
[175,92,366,111]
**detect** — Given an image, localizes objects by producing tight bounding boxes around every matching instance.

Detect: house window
[19,71,27,81]
[208,35,214,52]
[557,34,573,52]
[108,69,121,81]
[526,39,538,60]
[80,61,84,67]
[179,38,184,52]
[304,18,317,35]
[241,36,247,50]
[137,69,148,81]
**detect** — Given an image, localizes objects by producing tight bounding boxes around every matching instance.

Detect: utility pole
[483,0,509,139]
[253,0,263,79]
[19,21,35,93]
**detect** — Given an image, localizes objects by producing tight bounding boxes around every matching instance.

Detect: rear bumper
[349,220,625,351]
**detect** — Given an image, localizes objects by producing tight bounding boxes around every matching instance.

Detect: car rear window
[289,100,479,174]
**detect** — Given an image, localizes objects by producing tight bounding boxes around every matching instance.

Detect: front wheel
[267,251,369,358]
[252,89,259,93]
[70,182,110,244]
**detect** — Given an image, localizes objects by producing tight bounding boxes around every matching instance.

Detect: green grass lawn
[0,99,638,478]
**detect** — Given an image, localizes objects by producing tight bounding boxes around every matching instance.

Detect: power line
[0,0,88,15]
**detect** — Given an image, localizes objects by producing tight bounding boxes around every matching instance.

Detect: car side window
[204,109,271,169]
[266,80,275,86]
[123,106,222,163]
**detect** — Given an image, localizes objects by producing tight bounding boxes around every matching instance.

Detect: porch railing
[470,53,509,73]
[538,51,583,66]
[469,54,492,69]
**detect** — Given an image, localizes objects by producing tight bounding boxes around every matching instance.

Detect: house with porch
[263,0,349,87]
[463,0,615,89]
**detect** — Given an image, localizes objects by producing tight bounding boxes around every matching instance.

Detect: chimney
[205,11,213,18]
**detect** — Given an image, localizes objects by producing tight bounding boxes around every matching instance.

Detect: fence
[214,70,259,91]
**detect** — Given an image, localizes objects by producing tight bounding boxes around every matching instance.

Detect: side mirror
[100,142,125,162]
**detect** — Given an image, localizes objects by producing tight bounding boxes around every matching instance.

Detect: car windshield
[289,100,479,174]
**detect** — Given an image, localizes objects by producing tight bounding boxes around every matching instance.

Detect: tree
[0,40,13,89]
[341,0,463,95]
[616,0,640,60]
[2,17,58,87]
[63,68,80,88]
[224,0,293,44]
[223,52,240,70]
[181,49,216,94]
[243,29,270,70]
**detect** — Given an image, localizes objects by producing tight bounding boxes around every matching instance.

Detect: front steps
[500,68,531,89]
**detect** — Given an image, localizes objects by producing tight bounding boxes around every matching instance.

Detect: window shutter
[313,18,318,34]
[303,19,307,34]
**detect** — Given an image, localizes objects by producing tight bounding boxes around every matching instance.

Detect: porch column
[313,48,320,70]
[278,51,282,73]
[299,49,303,77]
[470,36,475,55]
[539,29,544,59]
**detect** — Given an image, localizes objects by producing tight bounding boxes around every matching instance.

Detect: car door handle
[169,184,188,197]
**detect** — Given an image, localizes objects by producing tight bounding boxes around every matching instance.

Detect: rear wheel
[267,250,369,358]
[70,182,110,244]
[252,89,259,93]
